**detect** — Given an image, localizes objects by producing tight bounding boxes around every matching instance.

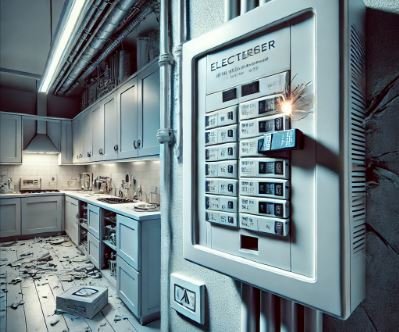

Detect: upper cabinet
[138,63,160,157]
[0,113,22,164]
[71,60,160,164]
[118,77,139,159]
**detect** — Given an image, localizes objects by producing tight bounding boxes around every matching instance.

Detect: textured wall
[164,0,399,331]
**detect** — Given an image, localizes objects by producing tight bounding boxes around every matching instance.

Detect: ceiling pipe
[57,0,138,95]
[52,0,108,92]
[65,3,156,96]
[224,0,239,22]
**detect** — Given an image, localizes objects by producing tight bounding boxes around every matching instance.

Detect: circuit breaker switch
[258,128,303,153]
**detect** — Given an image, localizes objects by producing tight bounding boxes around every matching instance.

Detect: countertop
[0,191,161,221]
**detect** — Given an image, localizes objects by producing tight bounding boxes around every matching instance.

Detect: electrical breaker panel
[183,0,365,319]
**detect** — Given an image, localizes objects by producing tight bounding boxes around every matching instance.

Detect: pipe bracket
[157,128,175,145]
[159,53,175,66]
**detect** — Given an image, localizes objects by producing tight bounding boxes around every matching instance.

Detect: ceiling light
[38,0,86,93]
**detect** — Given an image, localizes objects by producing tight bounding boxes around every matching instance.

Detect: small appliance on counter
[0,175,15,193]
[19,176,60,193]
[93,176,112,194]
[80,173,93,191]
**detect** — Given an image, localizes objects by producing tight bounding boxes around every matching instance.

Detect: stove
[20,190,60,194]
[97,197,137,204]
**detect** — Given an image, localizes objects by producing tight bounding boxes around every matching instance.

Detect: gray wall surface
[163,0,399,331]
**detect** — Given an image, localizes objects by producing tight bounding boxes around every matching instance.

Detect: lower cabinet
[0,198,21,238]
[117,255,140,317]
[88,232,101,269]
[65,196,79,245]
[21,195,63,235]
[116,214,160,324]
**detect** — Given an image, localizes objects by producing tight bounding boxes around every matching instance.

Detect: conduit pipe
[58,0,138,94]
[224,0,239,22]
[240,0,257,14]
[259,292,278,332]
[241,284,260,332]
[158,0,175,330]
[53,0,108,93]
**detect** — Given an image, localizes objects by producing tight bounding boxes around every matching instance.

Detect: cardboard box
[56,286,108,319]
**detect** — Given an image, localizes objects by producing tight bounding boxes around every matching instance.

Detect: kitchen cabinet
[65,196,79,245]
[91,104,105,161]
[118,77,139,159]
[81,110,93,162]
[0,113,22,164]
[116,214,160,323]
[59,120,73,164]
[88,204,101,239]
[0,198,21,238]
[88,232,101,269]
[21,195,64,235]
[72,115,83,163]
[137,62,160,157]
[103,96,119,160]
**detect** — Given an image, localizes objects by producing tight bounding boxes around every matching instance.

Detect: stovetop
[20,190,60,194]
[97,197,137,204]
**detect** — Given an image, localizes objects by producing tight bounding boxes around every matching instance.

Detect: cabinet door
[0,113,22,164]
[117,255,140,317]
[59,121,73,164]
[91,105,105,161]
[65,196,79,245]
[104,96,119,160]
[0,198,21,237]
[137,63,160,157]
[88,232,101,269]
[116,215,140,270]
[21,195,63,235]
[72,117,82,163]
[81,111,93,162]
[88,204,100,239]
[118,78,139,159]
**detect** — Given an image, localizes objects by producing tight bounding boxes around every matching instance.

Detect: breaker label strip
[206,210,238,228]
[240,157,289,178]
[240,179,289,199]
[206,195,237,212]
[239,196,289,218]
[205,143,238,161]
[205,179,238,195]
[205,105,238,129]
[239,94,285,120]
[240,213,289,236]
[205,124,238,145]
[206,160,238,178]
[240,114,289,139]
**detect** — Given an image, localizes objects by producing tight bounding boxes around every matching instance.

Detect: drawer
[117,255,140,317]
[88,232,101,269]
[117,215,140,270]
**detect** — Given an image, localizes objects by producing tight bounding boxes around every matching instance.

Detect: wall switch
[170,273,206,324]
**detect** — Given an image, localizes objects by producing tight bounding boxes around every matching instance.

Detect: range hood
[24,93,59,154]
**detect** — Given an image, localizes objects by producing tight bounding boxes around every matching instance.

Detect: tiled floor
[0,235,160,332]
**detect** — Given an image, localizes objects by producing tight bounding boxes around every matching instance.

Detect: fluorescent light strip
[39,0,85,93]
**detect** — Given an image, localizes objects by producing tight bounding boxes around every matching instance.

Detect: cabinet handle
[133,140,137,149]
[114,144,118,151]
[87,152,92,157]
[99,148,104,155]
[137,139,141,148]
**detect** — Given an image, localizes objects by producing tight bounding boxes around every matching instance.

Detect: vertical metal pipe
[159,0,175,330]
[280,299,301,332]
[304,308,323,332]
[260,292,278,332]
[240,0,257,14]
[224,0,239,21]
[241,284,260,332]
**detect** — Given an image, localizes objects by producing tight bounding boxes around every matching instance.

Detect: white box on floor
[56,286,108,319]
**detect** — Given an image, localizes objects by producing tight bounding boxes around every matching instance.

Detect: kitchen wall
[0,153,85,191]
[162,0,399,331]
[87,160,160,202]
[0,154,160,200]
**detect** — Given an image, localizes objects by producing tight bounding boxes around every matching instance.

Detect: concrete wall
[163,0,399,331]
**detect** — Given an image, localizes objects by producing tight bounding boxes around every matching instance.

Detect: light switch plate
[170,273,206,324]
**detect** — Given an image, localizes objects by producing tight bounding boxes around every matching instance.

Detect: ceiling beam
[0,67,42,80]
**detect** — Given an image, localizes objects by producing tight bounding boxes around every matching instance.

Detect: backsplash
[0,155,160,200]
[0,154,86,191]
[87,160,160,203]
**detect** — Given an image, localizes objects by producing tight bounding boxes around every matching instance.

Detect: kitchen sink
[97,197,136,204]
